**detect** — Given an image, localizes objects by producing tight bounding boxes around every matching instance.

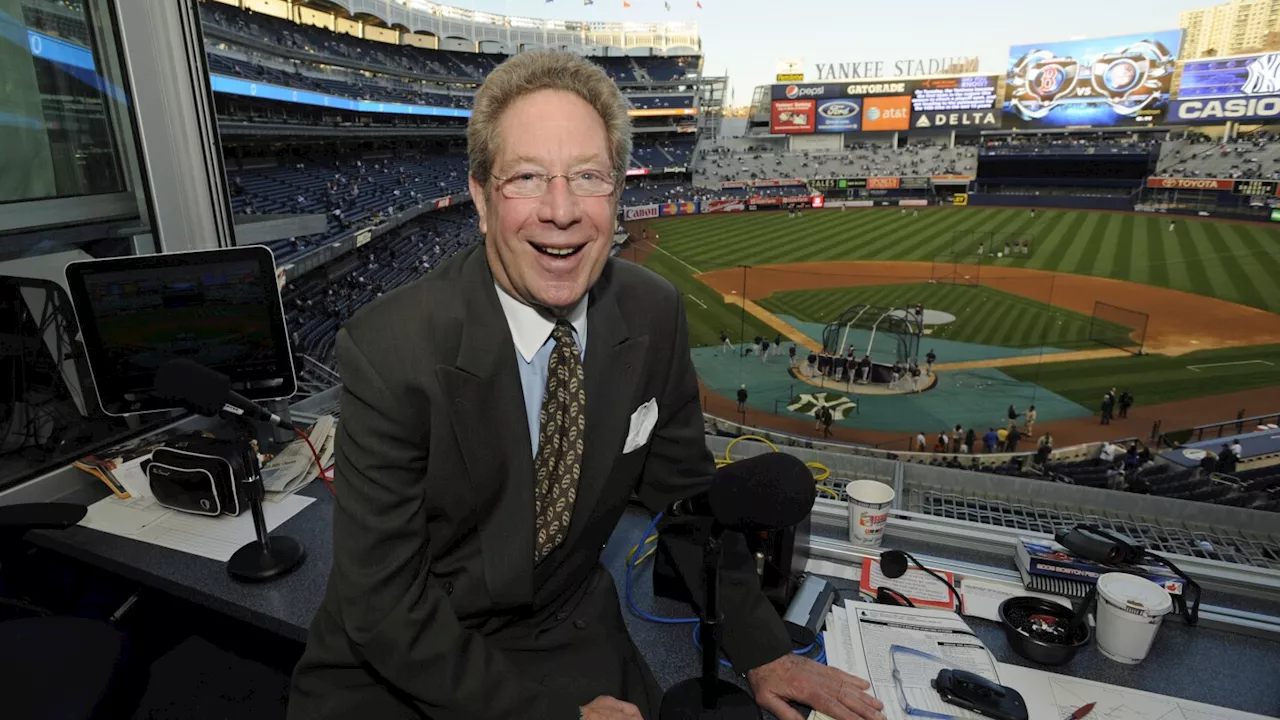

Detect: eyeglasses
[490,170,617,198]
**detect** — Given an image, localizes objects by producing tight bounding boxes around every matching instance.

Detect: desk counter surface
[27,489,1280,718]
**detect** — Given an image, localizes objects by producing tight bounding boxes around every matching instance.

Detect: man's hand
[746,653,885,720]
[581,695,643,720]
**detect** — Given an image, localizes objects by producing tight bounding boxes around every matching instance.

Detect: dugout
[818,304,921,384]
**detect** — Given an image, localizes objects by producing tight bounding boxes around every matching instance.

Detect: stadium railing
[709,434,1280,578]
[703,413,1106,467]
[1153,411,1280,449]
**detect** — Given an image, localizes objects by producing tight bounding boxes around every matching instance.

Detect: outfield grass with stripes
[646,208,1280,314]
[642,244,777,347]
[757,283,1132,349]
[1002,344,1280,407]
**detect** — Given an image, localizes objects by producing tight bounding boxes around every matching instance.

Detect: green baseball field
[624,207,1280,439]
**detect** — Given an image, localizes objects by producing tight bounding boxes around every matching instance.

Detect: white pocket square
[623,398,659,454]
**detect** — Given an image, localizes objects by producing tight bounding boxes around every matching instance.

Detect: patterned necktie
[533,320,586,564]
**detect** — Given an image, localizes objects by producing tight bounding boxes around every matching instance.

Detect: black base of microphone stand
[660,527,762,720]
[227,439,306,582]
[229,534,306,581]
[660,678,760,720]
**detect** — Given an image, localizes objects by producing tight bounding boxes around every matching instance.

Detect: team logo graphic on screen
[1007,36,1176,122]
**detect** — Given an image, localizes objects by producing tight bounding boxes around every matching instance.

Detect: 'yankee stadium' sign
[814,56,979,80]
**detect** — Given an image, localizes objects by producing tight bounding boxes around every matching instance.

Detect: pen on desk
[1065,702,1096,720]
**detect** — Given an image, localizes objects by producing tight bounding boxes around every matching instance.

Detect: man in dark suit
[288,51,881,720]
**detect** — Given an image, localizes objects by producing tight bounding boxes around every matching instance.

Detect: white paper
[959,576,1071,623]
[997,663,1275,720]
[79,494,315,562]
[867,561,955,605]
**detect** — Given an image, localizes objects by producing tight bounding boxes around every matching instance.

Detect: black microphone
[155,358,296,432]
[881,549,963,614]
[671,452,815,532]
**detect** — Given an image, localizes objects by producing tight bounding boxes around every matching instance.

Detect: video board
[769,76,1000,134]
[1169,52,1280,123]
[1004,30,1183,127]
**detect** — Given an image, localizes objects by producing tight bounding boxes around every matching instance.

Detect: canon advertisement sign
[624,205,660,221]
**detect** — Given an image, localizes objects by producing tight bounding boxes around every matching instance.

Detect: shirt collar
[494,283,588,363]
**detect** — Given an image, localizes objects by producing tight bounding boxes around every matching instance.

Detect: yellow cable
[816,485,840,500]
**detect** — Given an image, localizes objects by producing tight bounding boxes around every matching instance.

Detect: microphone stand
[227,439,306,581]
[660,524,761,720]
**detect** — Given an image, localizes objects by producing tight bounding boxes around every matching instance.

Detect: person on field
[820,406,834,439]
[925,349,937,375]
[788,343,797,368]
[737,384,748,413]
[720,329,732,354]
[915,431,928,453]
[1100,394,1114,425]
[1118,390,1134,419]
[760,339,770,363]
[965,427,977,455]
[996,425,1009,451]
[983,428,999,453]
[1025,405,1037,434]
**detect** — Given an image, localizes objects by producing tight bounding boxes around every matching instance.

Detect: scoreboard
[770,75,1001,134]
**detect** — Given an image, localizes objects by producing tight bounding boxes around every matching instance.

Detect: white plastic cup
[846,480,895,546]
[1094,572,1173,664]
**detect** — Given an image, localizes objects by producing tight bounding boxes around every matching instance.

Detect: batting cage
[1089,301,1149,355]
[952,230,1037,259]
[817,304,921,384]
[930,252,982,286]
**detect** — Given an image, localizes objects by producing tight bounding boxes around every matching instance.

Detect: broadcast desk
[22,478,1280,719]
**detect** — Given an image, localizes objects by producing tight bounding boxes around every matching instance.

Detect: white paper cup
[1095,572,1173,664]
[846,480,895,546]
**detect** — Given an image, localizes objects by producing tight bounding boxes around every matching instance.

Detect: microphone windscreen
[155,358,229,416]
[709,452,816,531]
[880,550,909,579]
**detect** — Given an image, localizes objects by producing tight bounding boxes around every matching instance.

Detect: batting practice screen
[1089,301,1149,355]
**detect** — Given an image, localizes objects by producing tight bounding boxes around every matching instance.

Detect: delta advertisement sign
[1170,52,1280,123]
[770,76,1001,134]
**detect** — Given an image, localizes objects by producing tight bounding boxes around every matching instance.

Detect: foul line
[636,239,702,275]
[685,294,707,309]
[1186,360,1275,372]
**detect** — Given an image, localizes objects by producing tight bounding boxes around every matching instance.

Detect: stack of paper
[78,493,315,562]
[261,415,336,501]
[812,600,1271,720]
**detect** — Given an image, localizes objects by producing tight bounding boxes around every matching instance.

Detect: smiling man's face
[471,89,617,314]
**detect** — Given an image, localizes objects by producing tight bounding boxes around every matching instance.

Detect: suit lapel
[564,263,649,551]
[437,249,535,608]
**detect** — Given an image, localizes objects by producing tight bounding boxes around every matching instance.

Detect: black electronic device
[932,669,1029,720]
[1056,524,1201,626]
[659,453,816,720]
[64,246,296,417]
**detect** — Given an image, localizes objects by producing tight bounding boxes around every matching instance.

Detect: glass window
[0,0,168,492]
[2,0,129,203]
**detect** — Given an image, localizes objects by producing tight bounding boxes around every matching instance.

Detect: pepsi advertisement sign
[1004,29,1183,127]
[816,98,861,132]
[1170,52,1280,123]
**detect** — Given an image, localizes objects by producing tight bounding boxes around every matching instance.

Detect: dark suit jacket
[288,245,791,719]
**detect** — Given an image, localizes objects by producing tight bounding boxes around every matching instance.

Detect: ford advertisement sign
[816,99,861,132]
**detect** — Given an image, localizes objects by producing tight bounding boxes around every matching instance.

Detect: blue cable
[625,511,698,624]
[625,512,831,664]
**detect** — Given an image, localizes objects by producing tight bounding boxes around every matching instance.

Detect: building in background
[1180,0,1280,58]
